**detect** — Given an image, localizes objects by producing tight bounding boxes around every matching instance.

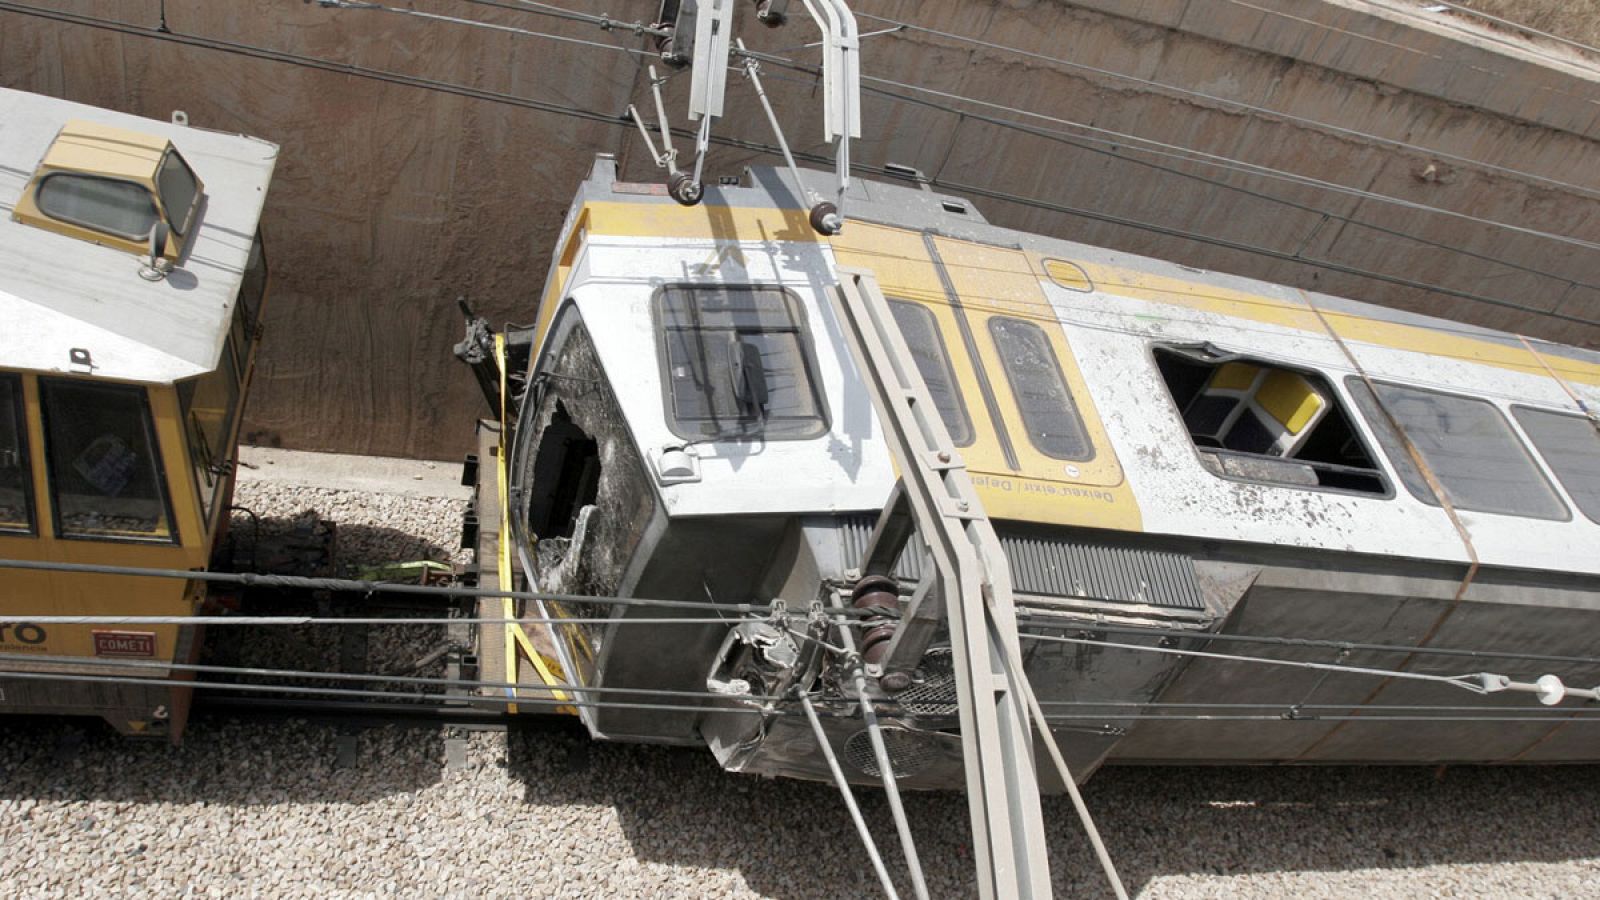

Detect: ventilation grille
[839,517,1206,610]
[843,726,939,779]
[895,647,957,718]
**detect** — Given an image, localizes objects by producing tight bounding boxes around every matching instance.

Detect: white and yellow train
[471,155,1600,786]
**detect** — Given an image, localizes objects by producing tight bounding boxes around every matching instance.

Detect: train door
[832,226,1138,529]
[28,376,202,735]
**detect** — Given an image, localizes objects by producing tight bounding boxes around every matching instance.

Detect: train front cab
[0,299,261,739]
[0,99,272,740]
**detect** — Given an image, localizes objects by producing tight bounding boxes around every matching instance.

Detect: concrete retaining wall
[2,0,1597,458]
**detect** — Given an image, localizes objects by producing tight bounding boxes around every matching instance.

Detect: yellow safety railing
[494,333,572,713]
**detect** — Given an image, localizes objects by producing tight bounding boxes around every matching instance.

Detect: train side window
[1347,380,1568,520]
[988,317,1092,461]
[0,375,35,534]
[177,346,242,523]
[235,231,268,354]
[39,380,176,543]
[887,299,974,446]
[655,285,828,441]
[1155,346,1388,494]
[156,148,201,235]
[1512,406,1600,523]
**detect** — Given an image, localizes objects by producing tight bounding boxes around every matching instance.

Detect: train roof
[0,88,278,384]
[564,156,1600,371]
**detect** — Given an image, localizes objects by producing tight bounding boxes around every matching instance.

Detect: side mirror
[138,221,172,282]
[150,221,170,261]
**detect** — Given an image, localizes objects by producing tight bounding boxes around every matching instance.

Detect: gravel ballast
[2,449,1597,897]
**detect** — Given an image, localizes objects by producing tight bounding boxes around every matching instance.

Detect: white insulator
[1536,674,1567,706]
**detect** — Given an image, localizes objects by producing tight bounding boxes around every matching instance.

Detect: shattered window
[1155,345,1388,494]
[0,374,34,534]
[40,379,175,542]
[888,299,973,446]
[989,316,1091,461]
[656,286,828,441]
[1513,406,1600,524]
[1348,380,1566,520]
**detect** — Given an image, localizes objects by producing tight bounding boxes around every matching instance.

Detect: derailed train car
[463,154,1600,786]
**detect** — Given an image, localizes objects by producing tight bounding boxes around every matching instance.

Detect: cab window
[36,173,159,240]
[1348,380,1567,520]
[40,380,175,542]
[0,375,35,534]
[156,149,200,235]
[887,299,973,446]
[235,232,268,354]
[655,285,828,441]
[989,316,1091,461]
[1513,406,1600,524]
[178,346,242,522]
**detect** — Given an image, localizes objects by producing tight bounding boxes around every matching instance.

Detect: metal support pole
[800,694,901,900]
[837,623,930,900]
[831,268,1054,898]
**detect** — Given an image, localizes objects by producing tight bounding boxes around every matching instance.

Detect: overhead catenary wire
[455,0,1600,256]
[1404,0,1600,61]
[8,646,1597,723]
[188,0,1600,306]
[357,0,1600,306]
[490,0,1600,222]
[830,66,1600,255]
[0,650,797,705]
[799,694,902,900]
[1016,617,1600,669]
[461,0,671,38]
[0,557,845,617]
[4,1,1598,332]
[1020,632,1600,705]
[805,72,1600,300]
[492,0,1600,265]
[2,659,1594,727]
[850,8,1600,205]
[314,0,656,56]
[0,667,780,717]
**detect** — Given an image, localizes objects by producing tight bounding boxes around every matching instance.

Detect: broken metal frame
[830,267,1054,898]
